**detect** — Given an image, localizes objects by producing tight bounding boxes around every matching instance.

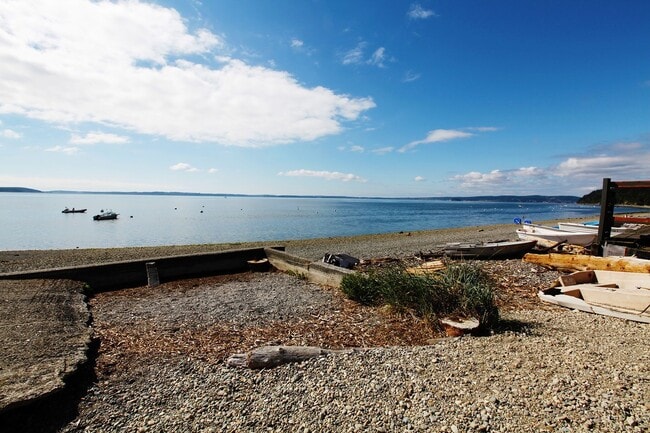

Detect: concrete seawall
[0,246,281,292]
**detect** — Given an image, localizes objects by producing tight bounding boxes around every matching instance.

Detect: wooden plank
[523,253,650,273]
[611,180,650,189]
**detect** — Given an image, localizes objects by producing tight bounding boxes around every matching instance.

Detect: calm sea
[0,192,632,251]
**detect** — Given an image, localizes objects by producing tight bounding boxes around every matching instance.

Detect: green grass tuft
[340,262,499,331]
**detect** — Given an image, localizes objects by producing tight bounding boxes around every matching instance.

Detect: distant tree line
[578,188,650,206]
[0,187,41,193]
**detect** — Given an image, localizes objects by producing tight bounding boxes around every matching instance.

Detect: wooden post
[146,262,159,287]
[593,178,615,256]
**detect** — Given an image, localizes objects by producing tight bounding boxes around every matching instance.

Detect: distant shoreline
[0,188,580,203]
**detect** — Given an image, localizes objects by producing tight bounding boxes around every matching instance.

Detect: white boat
[443,239,537,259]
[556,222,635,236]
[516,223,596,247]
[93,210,118,221]
[538,270,650,323]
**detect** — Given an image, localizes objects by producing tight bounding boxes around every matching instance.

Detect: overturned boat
[538,270,650,323]
[443,239,537,259]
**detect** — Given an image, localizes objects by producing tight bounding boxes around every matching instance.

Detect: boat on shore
[516,223,596,247]
[538,270,650,323]
[556,222,638,236]
[93,210,118,221]
[443,239,537,259]
[62,207,87,214]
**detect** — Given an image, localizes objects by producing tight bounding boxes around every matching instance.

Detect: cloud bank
[0,0,375,147]
[278,169,367,183]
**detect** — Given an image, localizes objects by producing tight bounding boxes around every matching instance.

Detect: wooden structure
[592,178,650,257]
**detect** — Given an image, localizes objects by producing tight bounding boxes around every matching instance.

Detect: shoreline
[0,216,598,273]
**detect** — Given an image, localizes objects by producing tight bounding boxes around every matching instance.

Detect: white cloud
[342,42,366,65]
[514,166,545,177]
[350,145,365,152]
[414,176,425,182]
[447,139,650,195]
[403,71,421,83]
[290,38,304,48]
[342,42,388,68]
[407,4,436,20]
[466,126,500,132]
[452,170,507,187]
[372,146,394,155]
[170,162,199,172]
[368,47,386,67]
[208,168,218,174]
[400,129,474,152]
[45,145,80,155]
[278,169,367,183]
[70,132,130,144]
[1,129,22,139]
[0,0,375,147]
[554,154,650,178]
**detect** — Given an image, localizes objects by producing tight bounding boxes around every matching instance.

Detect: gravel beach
[2,220,649,432]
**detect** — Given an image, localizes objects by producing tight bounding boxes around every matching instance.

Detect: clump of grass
[340,262,499,331]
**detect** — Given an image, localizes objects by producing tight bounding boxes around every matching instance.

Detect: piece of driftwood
[227,345,355,369]
[523,253,650,273]
[406,260,446,275]
[439,317,480,337]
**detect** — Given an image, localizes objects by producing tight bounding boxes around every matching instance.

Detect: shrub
[340,262,499,330]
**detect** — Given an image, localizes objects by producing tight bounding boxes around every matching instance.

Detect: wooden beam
[523,253,650,273]
[593,178,615,256]
[610,180,650,189]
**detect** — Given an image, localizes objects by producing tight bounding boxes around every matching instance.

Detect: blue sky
[0,0,649,197]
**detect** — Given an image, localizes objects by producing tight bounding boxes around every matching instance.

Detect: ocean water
[0,192,630,251]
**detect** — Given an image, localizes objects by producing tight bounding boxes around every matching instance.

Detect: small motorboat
[443,239,538,259]
[62,207,87,213]
[93,210,118,221]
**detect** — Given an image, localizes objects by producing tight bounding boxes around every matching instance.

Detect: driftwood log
[523,253,650,273]
[227,345,356,369]
[439,317,480,337]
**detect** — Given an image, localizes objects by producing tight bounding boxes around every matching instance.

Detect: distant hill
[1,188,581,203]
[0,187,42,193]
[578,189,650,206]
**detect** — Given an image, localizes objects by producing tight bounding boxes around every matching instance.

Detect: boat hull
[443,240,537,259]
[93,212,118,221]
[516,223,595,246]
[557,222,630,236]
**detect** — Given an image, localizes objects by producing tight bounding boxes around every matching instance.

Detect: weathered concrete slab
[0,279,92,414]
[264,248,355,287]
[0,247,283,292]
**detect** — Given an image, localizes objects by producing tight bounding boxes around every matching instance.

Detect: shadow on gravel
[492,318,540,336]
[0,338,100,433]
